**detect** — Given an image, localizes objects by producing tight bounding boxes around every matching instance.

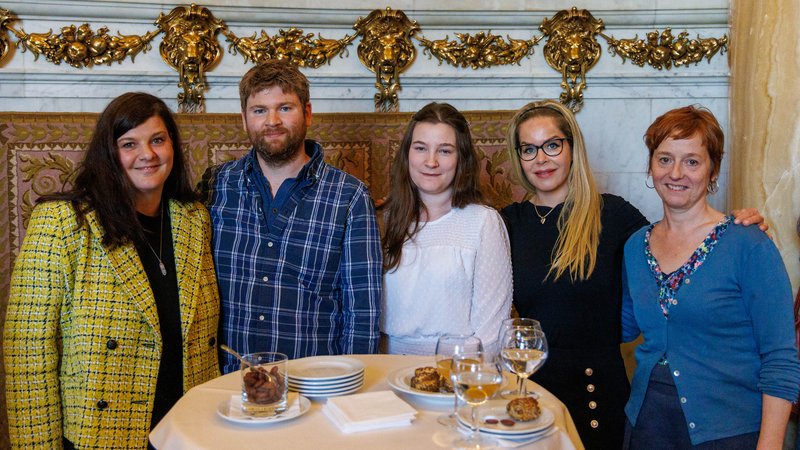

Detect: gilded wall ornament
[156,4,225,113]
[1,15,156,68]
[602,28,728,70]
[0,5,731,113]
[353,8,419,112]
[224,27,356,68]
[0,8,15,64]
[540,7,605,112]
[418,31,541,69]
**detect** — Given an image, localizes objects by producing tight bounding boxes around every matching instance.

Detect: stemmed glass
[450,354,504,449]
[434,334,483,427]
[499,326,548,398]
[497,318,542,398]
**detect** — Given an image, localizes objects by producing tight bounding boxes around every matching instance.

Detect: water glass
[499,326,548,398]
[497,318,542,398]
[451,355,504,449]
[434,335,483,427]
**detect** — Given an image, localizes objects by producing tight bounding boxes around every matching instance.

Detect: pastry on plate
[410,366,441,393]
[506,397,541,421]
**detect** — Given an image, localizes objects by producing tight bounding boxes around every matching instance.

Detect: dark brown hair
[644,105,724,179]
[39,92,195,248]
[382,102,485,271]
[239,60,310,111]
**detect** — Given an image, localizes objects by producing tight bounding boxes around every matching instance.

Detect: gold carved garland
[0,4,728,112]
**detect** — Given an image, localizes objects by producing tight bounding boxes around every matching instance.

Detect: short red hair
[644,105,724,179]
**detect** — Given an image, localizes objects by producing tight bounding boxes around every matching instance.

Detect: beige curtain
[730,0,800,292]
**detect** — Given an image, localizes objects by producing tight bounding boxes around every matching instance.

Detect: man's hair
[239,60,310,111]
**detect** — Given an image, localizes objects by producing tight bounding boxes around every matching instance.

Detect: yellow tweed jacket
[3,199,221,449]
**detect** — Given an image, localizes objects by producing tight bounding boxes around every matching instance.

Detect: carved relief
[156,4,225,113]
[353,8,419,112]
[418,31,540,69]
[2,15,156,68]
[540,7,605,112]
[224,27,355,68]
[603,27,728,70]
[0,5,730,112]
[0,8,16,63]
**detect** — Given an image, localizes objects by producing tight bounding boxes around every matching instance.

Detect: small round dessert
[506,397,541,422]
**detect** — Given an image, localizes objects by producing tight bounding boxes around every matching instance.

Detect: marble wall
[0,0,731,224]
[730,0,800,292]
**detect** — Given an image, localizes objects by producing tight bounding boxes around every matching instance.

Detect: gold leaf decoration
[0,5,731,113]
[602,28,728,70]
[0,8,15,63]
[540,7,605,112]
[224,28,356,68]
[418,31,541,69]
[156,4,226,113]
[9,22,156,68]
[354,7,420,112]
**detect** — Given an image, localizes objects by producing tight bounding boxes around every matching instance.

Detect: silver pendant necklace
[144,202,167,276]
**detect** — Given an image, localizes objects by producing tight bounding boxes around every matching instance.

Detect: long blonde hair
[506,100,602,281]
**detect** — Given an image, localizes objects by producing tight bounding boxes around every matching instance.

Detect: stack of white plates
[288,356,365,398]
[457,399,556,442]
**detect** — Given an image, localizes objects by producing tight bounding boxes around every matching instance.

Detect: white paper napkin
[227,393,300,420]
[322,390,417,433]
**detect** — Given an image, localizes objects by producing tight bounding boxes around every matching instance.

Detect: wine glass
[450,355,504,449]
[497,318,542,398]
[499,326,548,398]
[434,335,483,427]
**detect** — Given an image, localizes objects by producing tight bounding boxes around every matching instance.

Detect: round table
[150,354,584,449]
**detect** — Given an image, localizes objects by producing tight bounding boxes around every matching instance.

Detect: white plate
[386,365,454,406]
[288,356,365,382]
[289,371,364,388]
[299,383,363,398]
[457,399,555,437]
[289,376,364,392]
[216,393,311,425]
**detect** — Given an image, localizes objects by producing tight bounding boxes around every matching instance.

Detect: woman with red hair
[622,105,800,448]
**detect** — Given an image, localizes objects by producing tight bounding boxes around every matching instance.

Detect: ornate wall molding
[0,4,728,112]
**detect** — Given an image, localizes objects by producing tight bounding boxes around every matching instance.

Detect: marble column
[730,0,800,291]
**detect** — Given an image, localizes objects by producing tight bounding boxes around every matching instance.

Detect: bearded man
[199,61,381,372]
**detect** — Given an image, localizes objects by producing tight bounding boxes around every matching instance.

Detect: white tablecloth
[150,354,584,450]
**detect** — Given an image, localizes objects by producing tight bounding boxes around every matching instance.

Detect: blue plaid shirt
[200,141,382,373]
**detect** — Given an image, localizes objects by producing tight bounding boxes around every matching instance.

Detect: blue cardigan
[621,221,800,445]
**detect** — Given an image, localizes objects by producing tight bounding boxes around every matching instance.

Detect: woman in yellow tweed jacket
[3,93,220,449]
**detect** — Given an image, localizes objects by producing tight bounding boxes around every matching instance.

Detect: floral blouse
[644,215,733,317]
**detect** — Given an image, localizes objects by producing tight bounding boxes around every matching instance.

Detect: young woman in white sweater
[379,102,512,355]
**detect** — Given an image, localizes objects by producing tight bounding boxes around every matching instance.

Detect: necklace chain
[143,202,167,276]
[532,203,556,224]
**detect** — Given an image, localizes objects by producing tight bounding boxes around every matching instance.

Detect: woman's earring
[707,178,719,194]
[645,175,654,189]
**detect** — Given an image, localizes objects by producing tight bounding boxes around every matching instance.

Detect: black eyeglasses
[516,138,568,161]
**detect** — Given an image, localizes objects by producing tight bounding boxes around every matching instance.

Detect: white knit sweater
[381,204,513,355]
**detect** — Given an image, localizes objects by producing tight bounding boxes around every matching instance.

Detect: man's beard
[250,126,306,167]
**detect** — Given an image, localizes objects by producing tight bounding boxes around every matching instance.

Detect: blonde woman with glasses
[501,99,765,449]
